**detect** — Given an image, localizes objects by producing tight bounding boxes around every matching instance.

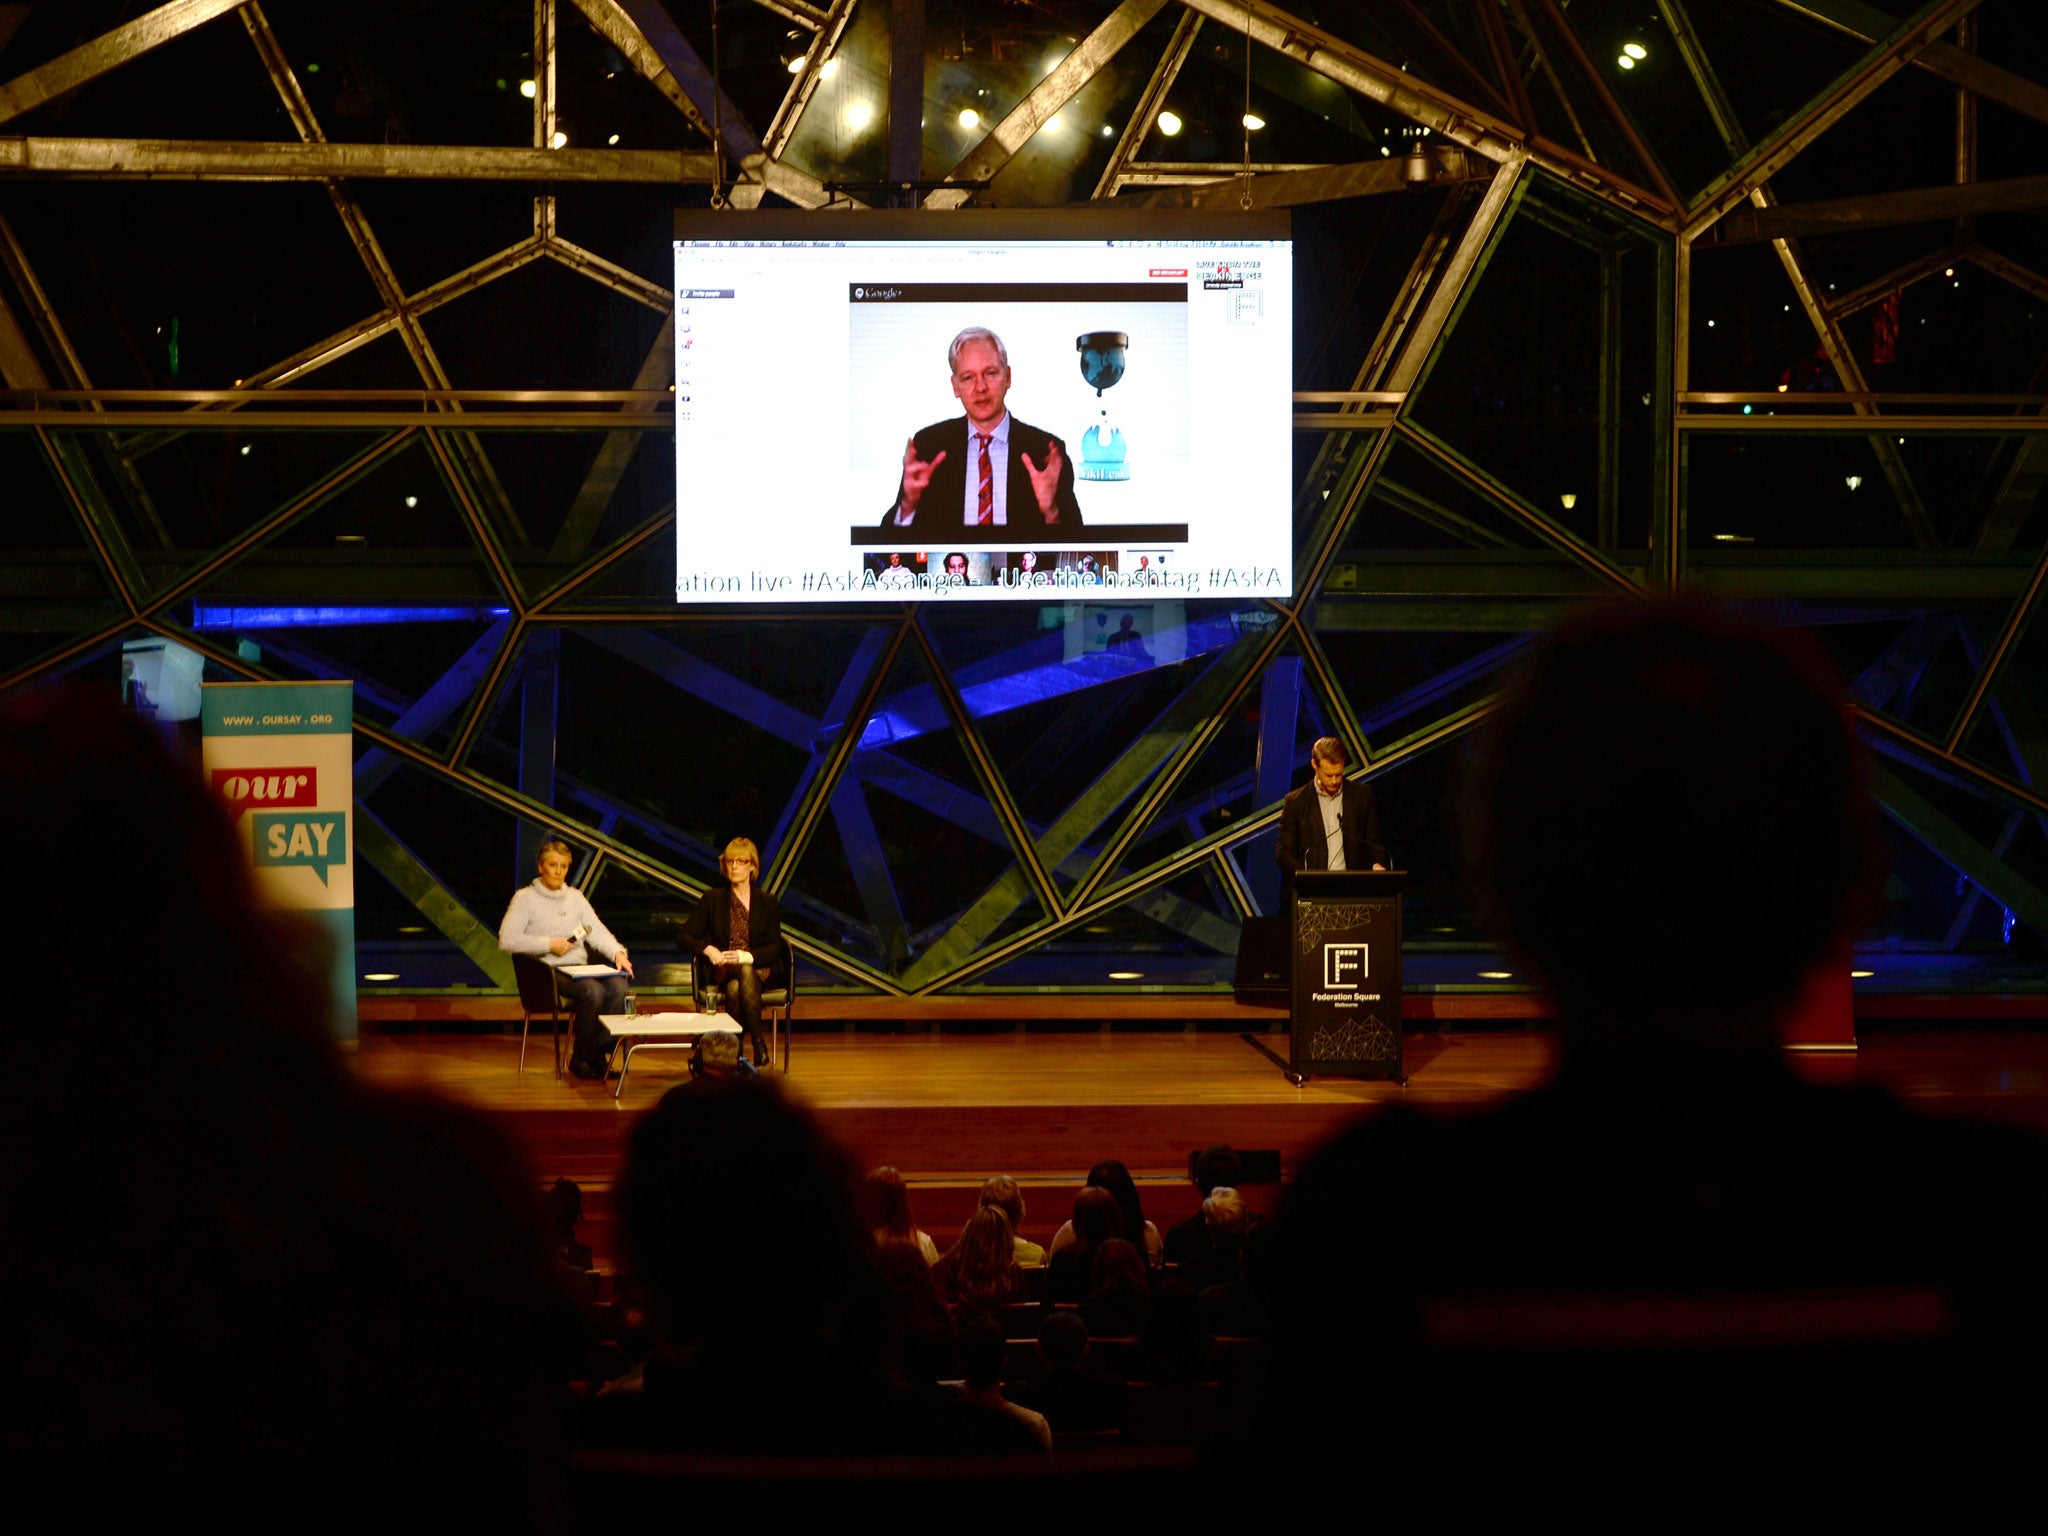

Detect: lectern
[1287,869,1405,1084]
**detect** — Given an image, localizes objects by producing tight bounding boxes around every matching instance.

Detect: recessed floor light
[1478,970,1514,979]
[362,972,400,982]
[1109,971,1144,980]
[1851,970,1875,978]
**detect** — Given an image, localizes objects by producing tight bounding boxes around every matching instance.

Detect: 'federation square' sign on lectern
[1288,869,1405,1084]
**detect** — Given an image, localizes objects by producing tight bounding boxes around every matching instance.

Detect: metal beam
[1686,0,1981,237]
[926,0,1169,209]
[829,777,911,967]
[0,0,250,127]
[1768,0,2048,129]
[886,0,925,199]
[1707,173,2048,243]
[1529,0,1682,208]
[1122,153,1483,209]
[762,0,856,160]
[905,613,1064,923]
[1945,535,2048,752]
[1381,155,1526,394]
[516,626,561,875]
[577,624,819,748]
[1094,8,1200,198]
[569,0,837,208]
[0,136,719,181]
[1397,420,1642,593]
[354,617,516,799]
[764,623,903,881]
[547,313,673,562]
[354,798,515,987]
[900,633,1265,990]
[1869,759,2048,939]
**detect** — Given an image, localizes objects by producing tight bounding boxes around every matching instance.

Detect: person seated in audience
[931,1206,1027,1319]
[1163,1144,1241,1268]
[1260,600,2048,1505]
[866,1165,940,1265]
[870,1240,957,1388]
[978,1174,1046,1266]
[1084,1238,1151,1338]
[1180,1186,1250,1293]
[549,1176,595,1273]
[593,1075,945,1454]
[948,1317,1052,1454]
[1048,1160,1163,1269]
[1009,1312,1128,1433]
[1197,1219,1270,1339]
[3,690,583,1525]
[689,1027,757,1084]
[1046,1187,1125,1305]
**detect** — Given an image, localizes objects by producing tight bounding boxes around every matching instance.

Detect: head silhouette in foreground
[1261,601,2048,1509]
[1467,598,1876,1060]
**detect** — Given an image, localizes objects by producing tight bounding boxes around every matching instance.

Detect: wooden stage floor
[353,1024,2048,1172]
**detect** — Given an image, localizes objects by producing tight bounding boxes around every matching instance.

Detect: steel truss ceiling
[2,0,2046,992]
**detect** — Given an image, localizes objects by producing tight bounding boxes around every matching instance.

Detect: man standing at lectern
[1276,736,1388,875]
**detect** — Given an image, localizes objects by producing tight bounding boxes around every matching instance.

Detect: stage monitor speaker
[1233,916,1288,1005]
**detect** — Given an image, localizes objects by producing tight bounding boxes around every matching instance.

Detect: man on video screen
[881,326,1084,539]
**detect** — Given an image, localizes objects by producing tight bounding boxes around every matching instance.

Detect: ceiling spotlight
[239,443,252,456]
[608,132,620,145]
[1845,475,1863,491]
[1157,110,1183,136]
[1242,112,1265,131]
[1559,492,1578,510]
[1617,55,1635,70]
[844,99,874,130]
[819,57,839,78]
[1944,266,1955,277]
[551,130,568,148]
[958,107,980,129]
[1101,124,1114,137]
[786,55,805,74]
[1046,112,1065,133]
[1623,42,1648,60]
[519,78,536,99]
[405,495,419,508]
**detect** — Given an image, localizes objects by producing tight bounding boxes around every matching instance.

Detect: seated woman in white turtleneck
[497,837,633,1080]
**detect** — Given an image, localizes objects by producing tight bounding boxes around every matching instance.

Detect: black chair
[689,952,796,1071]
[511,953,566,1075]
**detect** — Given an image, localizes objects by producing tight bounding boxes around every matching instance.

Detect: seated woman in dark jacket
[683,837,782,1067]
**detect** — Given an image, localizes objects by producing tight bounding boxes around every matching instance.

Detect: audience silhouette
[1259,601,2048,1509]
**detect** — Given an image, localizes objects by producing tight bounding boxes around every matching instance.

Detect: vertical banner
[201,681,356,1044]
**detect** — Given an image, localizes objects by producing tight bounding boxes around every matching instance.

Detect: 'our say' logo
[211,767,318,821]
[251,811,348,886]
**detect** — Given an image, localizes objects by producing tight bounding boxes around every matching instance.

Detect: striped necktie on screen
[975,432,993,525]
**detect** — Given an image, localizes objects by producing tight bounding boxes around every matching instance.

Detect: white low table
[599,1011,740,1099]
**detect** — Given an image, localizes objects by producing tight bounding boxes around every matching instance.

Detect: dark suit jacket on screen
[878,414,1084,541]
[1274,778,1388,874]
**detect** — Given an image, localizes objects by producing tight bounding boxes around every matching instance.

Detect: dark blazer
[1275,778,1388,874]
[681,883,783,976]
[879,414,1084,540]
